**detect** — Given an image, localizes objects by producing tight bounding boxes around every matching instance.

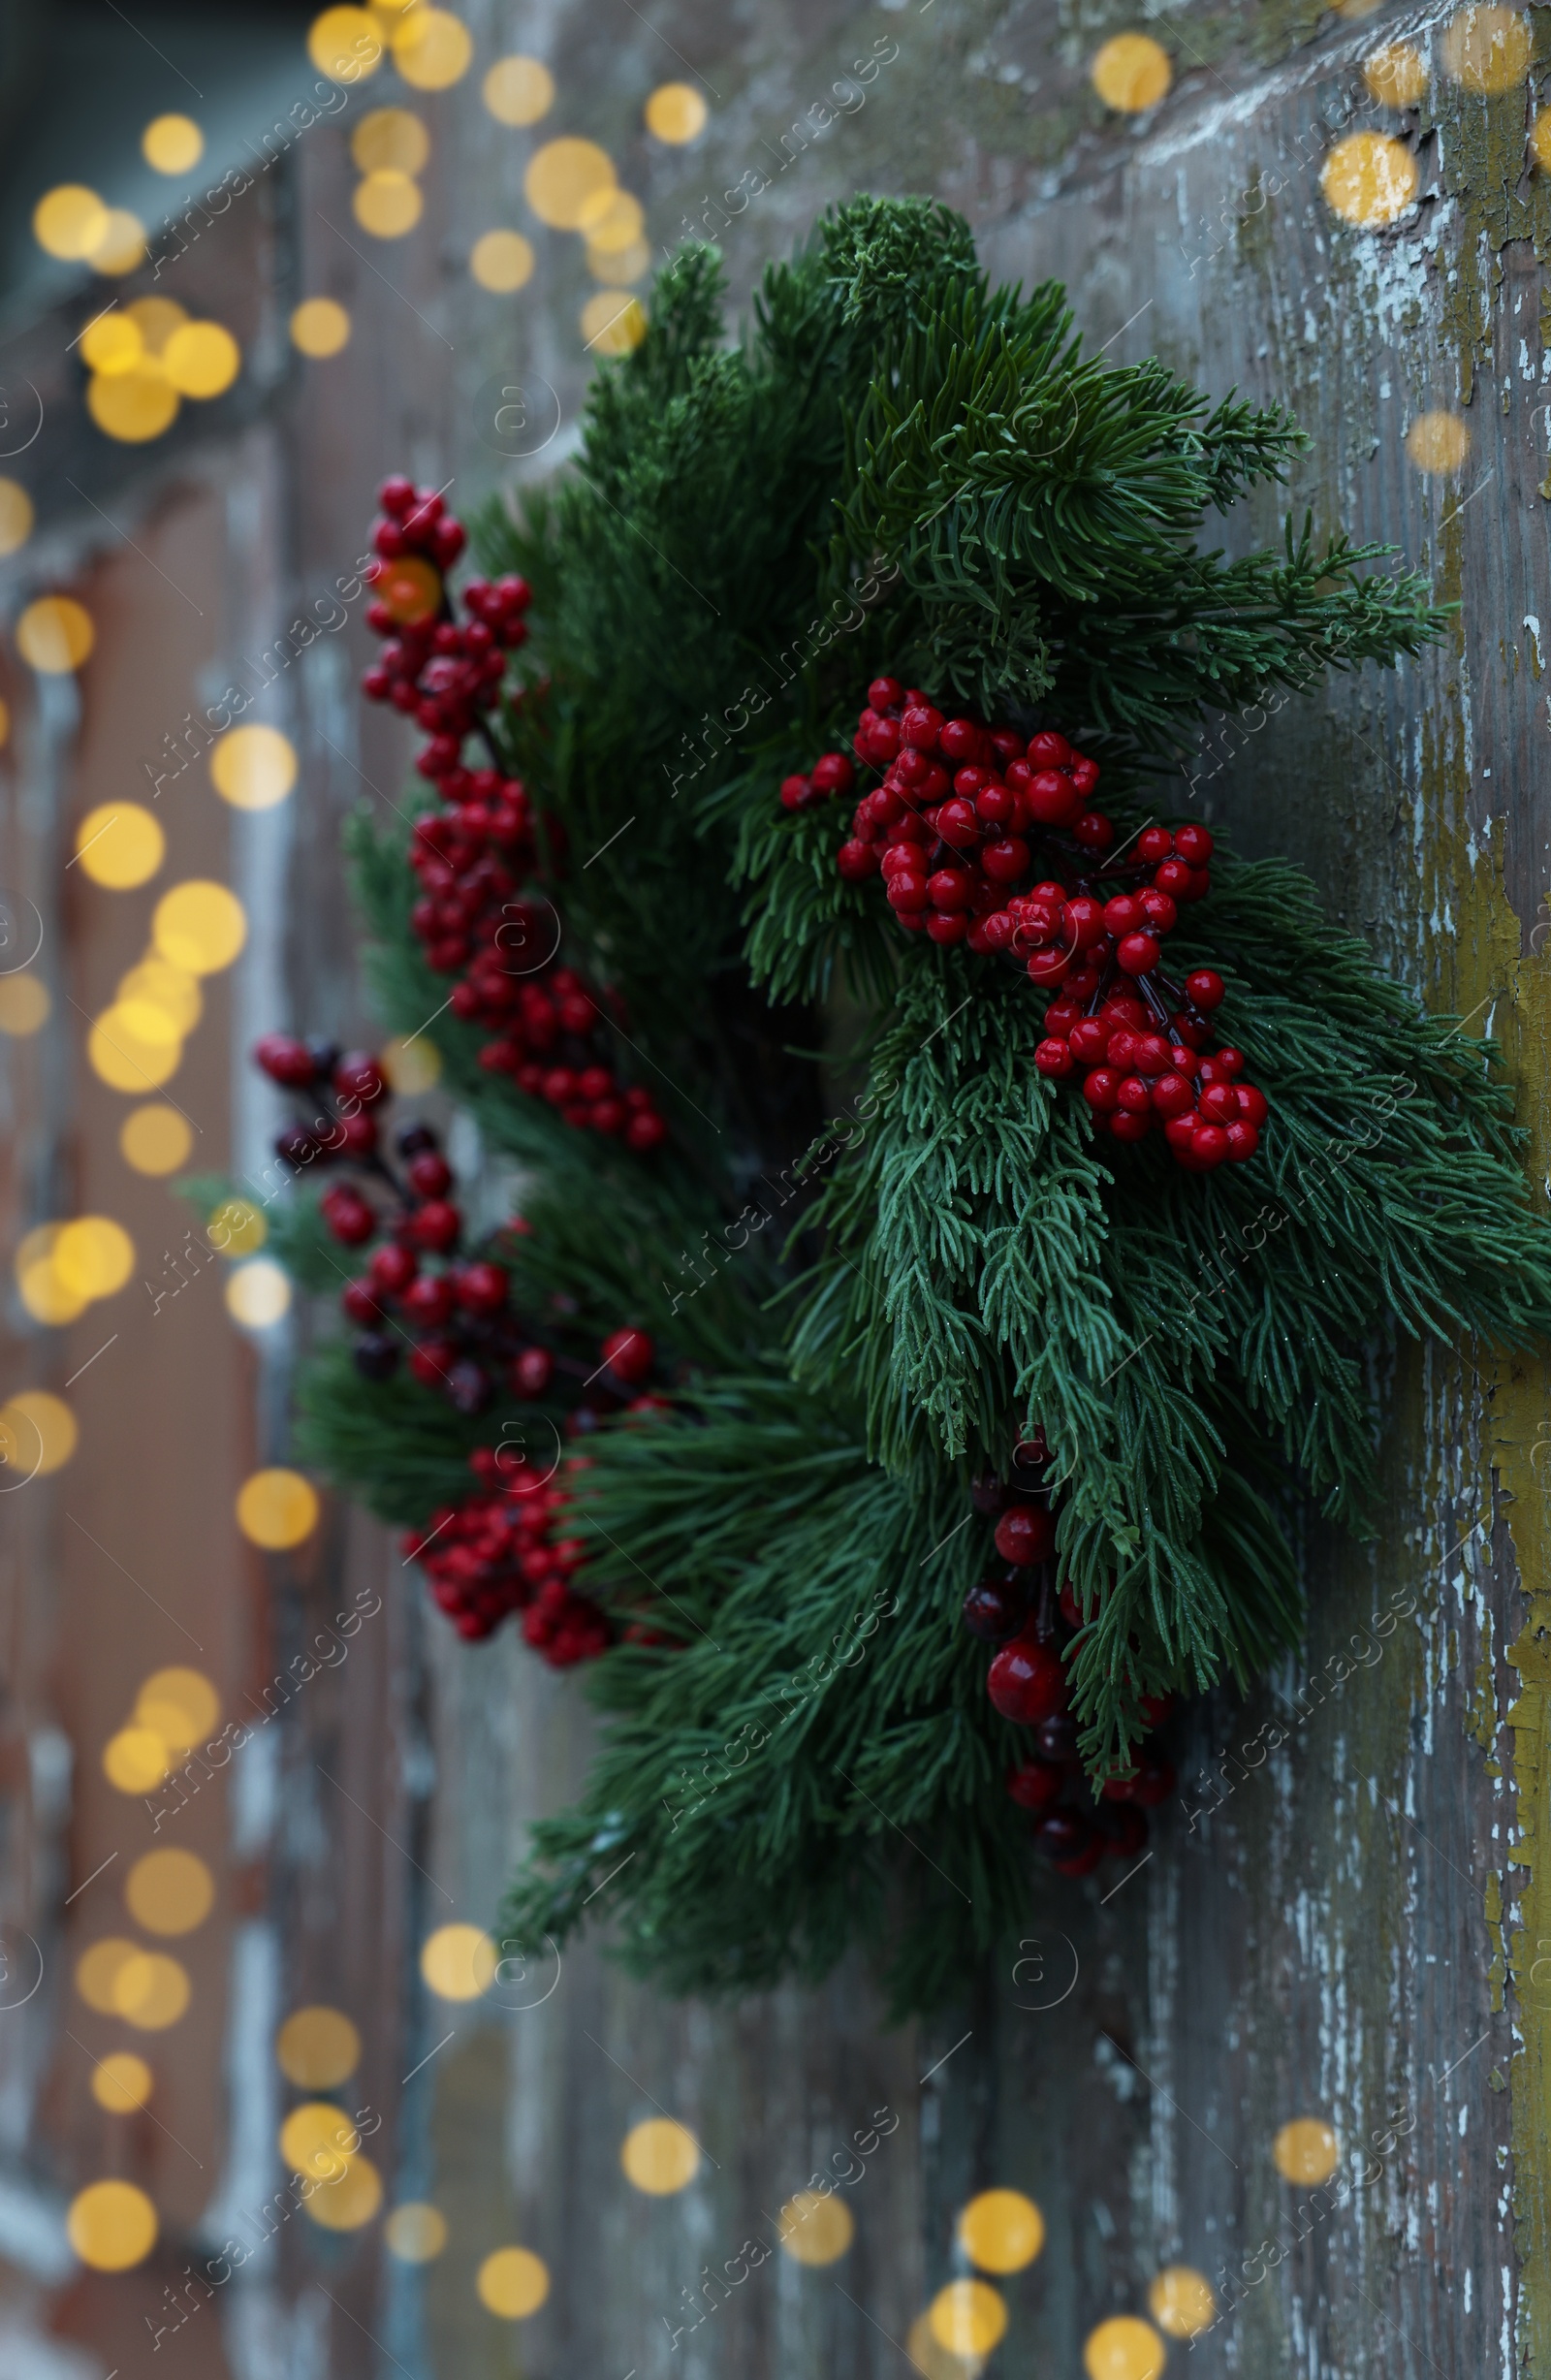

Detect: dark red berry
[334,1050,388,1106]
[254,1032,321,1088]
[353,1332,400,1382]
[412,1199,461,1253]
[1173,823,1215,866]
[511,1346,554,1397]
[962,1571,1030,1642]
[994,1505,1055,1566]
[1006,1760,1063,1811]
[456,1261,508,1316]
[369,1242,418,1294]
[321,1185,375,1246]
[1185,968,1224,1011]
[601,1327,653,1384]
[987,1634,1066,1724]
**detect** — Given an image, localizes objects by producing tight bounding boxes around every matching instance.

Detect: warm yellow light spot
[578,186,645,250]
[777,2190,854,2264]
[354,171,424,238]
[125,1849,214,1936]
[88,1004,182,1091]
[53,1217,134,1301]
[135,1667,220,1749]
[0,479,35,553]
[905,2309,985,2379]
[207,1198,267,1257]
[74,803,164,889]
[470,230,535,292]
[644,82,707,143]
[277,2005,361,2088]
[1083,2315,1165,2380]
[353,107,429,174]
[1273,2115,1339,2182]
[237,1467,319,1550]
[68,2179,157,2270]
[227,1259,292,1328]
[957,2188,1045,2273]
[281,2100,362,2181]
[87,370,179,444]
[77,1938,141,2013]
[620,2116,699,2195]
[117,958,202,1038]
[308,7,385,81]
[1406,409,1471,472]
[582,291,648,356]
[120,1103,191,1175]
[420,1922,496,2001]
[16,1225,88,1324]
[89,209,148,277]
[209,722,297,811]
[16,596,94,674]
[525,137,616,230]
[1148,2265,1217,2338]
[587,237,651,285]
[375,554,441,624]
[126,297,189,356]
[34,185,110,262]
[1364,41,1428,105]
[381,1031,442,1092]
[393,7,472,87]
[0,1390,77,1477]
[1441,2,1531,88]
[0,974,48,1036]
[305,2154,384,2230]
[1090,34,1171,111]
[483,55,554,125]
[143,114,204,174]
[164,322,240,399]
[477,2246,550,2318]
[153,880,247,974]
[80,311,143,376]
[929,2280,1007,2360]
[386,2203,448,2261]
[1320,130,1419,225]
[103,1729,172,1793]
[92,2051,153,2113]
[291,298,352,356]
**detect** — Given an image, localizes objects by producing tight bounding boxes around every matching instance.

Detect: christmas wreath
[248,198,1551,2014]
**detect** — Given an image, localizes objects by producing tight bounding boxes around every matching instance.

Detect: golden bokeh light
[88,1003,182,1091]
[928,2280,1007,2360]
[420,1922,497,2001]
[354,171,424,238]
[227,1260,292,1328]
[103,1728,171,1793]
[277,2005,362,2088]
[393,7,473,88]
[52,1217,134,1302]
[77,1938,140,2012]
[153,880,248,973]
[90,209,148,277]
[477,2246,550,2318]
[306,2155,384,2230]
[587,237,651,286]
[1440,2,1531,88]
[126,297,188,355]
[582,291,648,356]
[74,803,165,889]
[118,957,202,1038]
[164,322,240,398]
[353,107,429,174]
[291,298,352,356]
[619,2116,700,2194]
[381,1031,442,1093]
[1148,2265,1217,2338]
[80,311,143,375]
[1320,131,1419,225]
[905,2309,985,2380]
[1406,410,1471,472]
[87,369,179,444]
[281,2100,362,2181]
[777,2190,854,2264]
[644,82,708,142]
[125,1848,214,1936]
[34,185,110,262]
[470,231,535,292]
[209,1196,268,1254]
[143,114,205,174]
[209,722,297,810]
[1090,34,1171,111]
[120,1102,192,1175]
[578,187,645,251]
[375,554,441,623]
[1364,42,1428,105]
[525,138,616,230]
[16,1223,88,1324]
[307,7,385,81]
[1273,2115,1340,2183]
[68,2180,157,2271]
[0,1391,78,1477]
[958,2188,1045,2273]
[136,1667,220,1750]
[236,1467,319,1550]
[484,55,554,126]
[16,596,94,674]
[1083,2315,1166,2380]
[91,2051,154,2113]
[386,2203,448,2261]
[114,1950,190,2031]
[0,479,35,554]
[0,975,49,1036]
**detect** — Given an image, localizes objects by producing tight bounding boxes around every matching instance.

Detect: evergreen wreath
[243,198,1551,2015]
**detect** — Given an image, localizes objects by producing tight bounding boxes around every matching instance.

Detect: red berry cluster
[403,1447,609,1658]
[358,476,667,1154]
[794,677,1269,1170]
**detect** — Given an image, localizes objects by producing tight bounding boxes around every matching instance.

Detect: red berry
[1082,1067,1122,1114]
[982,837,1030,883]
[1138,888,1177,933]
[1225,1121,1260,1162]
[928,912,968,944]
[1236,1085,1269,1126]
[974,783,1017,828]
[779,775,812,811]
[409,1338,455,1387]
[1072,811,1114,851]
[334,1050,388,1106]
[868,676,904,712]
[1152,1071,1196,1118]
[1198,1083,1239,1125]
[338,1111,377,1158]
[1069,1018,1111,1064]
[1025,732,1072,767]
[1185,968,1224,1011]
[1069,758,1099,796]
[341,1280,382,1324]
[928,870,973,912]
[456,1261,508,1316]
[322,1186,375,1246]
[1035,1038,1075,1078]
[379,474,415,518]
[413,1198,461,1252]
[407,1151,454,1199]
[838,840,880,881]
[987,1634,1066,1725]
[1026,769,1082,826]
[1102,894,1141,936]
[810,752,855,796]
[939,717,982,763]
[982,910,1018,952]
[1116,1074,1152,1114]
[1188,1126,1228,1169]
[1006,1760,1063,1811]
[1134,1033,1171,1074]
[1174,823,1215,865]
[254,1032,321,1088]
[1154,858,1195,899]
[512,1346,554,1397]
[886,873,929,913]
[936,798,980,848]
[369,1242,418,1294]
[994,1504,1056,1566]
[625,1110,668,1151]
[1137,826,1173,864]
[1025,945,1071,985]
[602,1327,653,1383]
[405,1273,455,1327]
[1212,1046,1245,1079]
[1110,1109,1151,1142]
[1117,932,1160,976]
